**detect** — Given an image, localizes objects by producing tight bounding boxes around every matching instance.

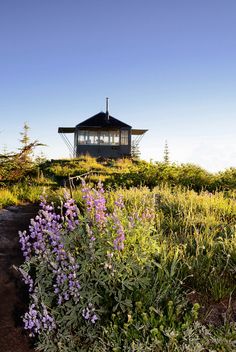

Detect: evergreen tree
[131,141,141,159]
[163,140,170,163]
[0,123,44,181]
[19,122,30,147]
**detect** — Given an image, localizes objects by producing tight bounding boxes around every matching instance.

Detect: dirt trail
[0,205,38,352]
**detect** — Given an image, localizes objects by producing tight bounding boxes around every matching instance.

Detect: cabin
[58,99,147,158]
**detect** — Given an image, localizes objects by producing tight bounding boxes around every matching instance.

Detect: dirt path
[0,205,38,352]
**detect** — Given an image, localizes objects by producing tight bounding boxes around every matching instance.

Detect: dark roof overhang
[58,127,75,133]
[131,129,148,135]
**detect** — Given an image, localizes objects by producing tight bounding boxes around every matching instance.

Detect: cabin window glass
[121,130,129,145]
[78,131,87,144]
[78,130,121,145]
[78,131,99,144]
[109,130,120,145]
[100,131,109,144]
[87,131,98,144]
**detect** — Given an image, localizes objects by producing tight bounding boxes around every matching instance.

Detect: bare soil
[187,290,236,326]
[0,205,38,352]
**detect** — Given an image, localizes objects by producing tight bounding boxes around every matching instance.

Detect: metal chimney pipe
[106,97,109,121]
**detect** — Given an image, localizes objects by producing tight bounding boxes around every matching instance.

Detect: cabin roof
[131,129,148,135]
[76,112,132,129]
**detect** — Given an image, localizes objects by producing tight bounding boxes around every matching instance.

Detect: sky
[0,0,236,172]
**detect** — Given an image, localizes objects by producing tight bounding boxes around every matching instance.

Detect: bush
[19,183,202,351]
[18,182,236,351]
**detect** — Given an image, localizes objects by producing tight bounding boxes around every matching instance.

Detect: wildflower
[23,303,56,336]
[114,195,124,209]
[19,196,81,306]
[82,303,99,324]
[18,268,34,292]
[112,214,125,251]
[82,179,107,226]
[63,194,79,231]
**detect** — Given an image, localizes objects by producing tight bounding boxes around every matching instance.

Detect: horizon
[1,0,236,172]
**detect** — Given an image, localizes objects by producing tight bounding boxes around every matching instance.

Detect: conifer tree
[131,141,141,159]
[0,123,44,181]
[19,122,30,148]
[163,140,170,164]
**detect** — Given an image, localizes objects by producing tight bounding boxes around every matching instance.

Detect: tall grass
[0,184,50,208]
[0,189,19,208]
[152,186,236,301]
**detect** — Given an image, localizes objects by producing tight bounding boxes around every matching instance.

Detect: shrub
[18,182,236,351]
[19,182,203,351]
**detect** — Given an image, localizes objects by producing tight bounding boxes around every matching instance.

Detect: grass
[0,189,19,208]
[151,186,236,301]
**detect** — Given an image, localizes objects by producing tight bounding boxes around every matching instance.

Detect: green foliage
[3,151,236,202]
[39,157,234,192]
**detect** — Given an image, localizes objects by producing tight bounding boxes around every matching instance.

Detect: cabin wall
[76,144,131,158]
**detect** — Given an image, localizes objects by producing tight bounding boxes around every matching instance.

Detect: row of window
[77,130,129,145]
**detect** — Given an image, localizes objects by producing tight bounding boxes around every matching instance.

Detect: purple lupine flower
[19,196,63,261]
[141,208,155,221]
[63,194,79,231]
[19,230,31,260]
[82,303,99,324]
[94,181,107,225]
[82,180,107,227]
[23,304,41,336]
[86,225,96,249]
[23,303,56,336]
[111,213,125,251]
[19,196,81,306]
[81,180,94,214]
[114,195,124,209]
[91,314,99,324]
[128,216,135,229]
[52,259,81,305]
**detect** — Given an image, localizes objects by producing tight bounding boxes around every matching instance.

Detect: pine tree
[163,140,170,164]
[19,122,30,147]
[131,141,141,159]
[19,122,32,163]
[0,123,44,181]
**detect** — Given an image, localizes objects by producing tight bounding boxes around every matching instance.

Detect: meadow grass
[0,189,19,208]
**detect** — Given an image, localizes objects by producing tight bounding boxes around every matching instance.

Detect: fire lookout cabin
[58,99,148,158]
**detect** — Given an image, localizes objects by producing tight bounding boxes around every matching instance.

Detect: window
[100,131,109,144]
[78,130,99,145]
[109,130,120,145]
[78,130,121,145]
[121,130,129,145]
[100,131,120,145]
[78,131,87,144]
[88,131,98,144]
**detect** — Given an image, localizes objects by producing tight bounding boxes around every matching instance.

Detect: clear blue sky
[1,0,236,171]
